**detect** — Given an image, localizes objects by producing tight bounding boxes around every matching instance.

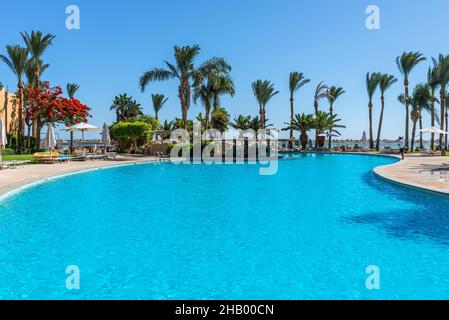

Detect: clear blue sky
[1,0,449,140]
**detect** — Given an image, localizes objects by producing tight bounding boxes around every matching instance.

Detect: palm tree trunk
[444,110,449,151]
[411,120,417,152]
[259,106,264,129]
[440,91,445,148]
[368,100,374,149]
[205,105,210,130]
[3,89,8,133]
[35,122,42,150]
[70,130,74,152]
[17,81,24,154]
[376,96,385,151]
[289,97,294,148]
[26,124,31,150]
[431,96,435,150]
[404,81,410,151]
[419,116,423,150]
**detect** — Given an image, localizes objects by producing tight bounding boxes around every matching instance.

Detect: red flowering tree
[23,81,91,148]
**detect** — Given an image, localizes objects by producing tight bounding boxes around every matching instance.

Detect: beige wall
[0,87,16,134]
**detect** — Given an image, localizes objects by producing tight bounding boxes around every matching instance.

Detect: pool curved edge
[2,152,447,204]
[0,159,162,203]
[373,158,449,198]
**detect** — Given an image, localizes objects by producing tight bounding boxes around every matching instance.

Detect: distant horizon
[1,0,449,141]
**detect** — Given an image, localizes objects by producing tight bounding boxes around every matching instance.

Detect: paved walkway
[374,155,449,196]
[0,155,159,198]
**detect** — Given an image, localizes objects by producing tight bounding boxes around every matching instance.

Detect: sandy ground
[0,155,159,197]
[374,155,449,196]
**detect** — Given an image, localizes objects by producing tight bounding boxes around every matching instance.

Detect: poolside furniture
[421,149,437,157]
[1,160,32,168]
[104,152,117,160]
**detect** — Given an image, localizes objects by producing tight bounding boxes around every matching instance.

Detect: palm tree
[21,31,55,87]
[151,94,168,120]
[313,81,329,115]
[366,72,381,149]
[399,84,431,151]
[427,66,439,149]
[396,51,426,150]
[288,72,310,148]
[283,113,314,149]
[326,86,345,148]
[313,111,345,148]
[230,115,252,131]
[159,120,175,140]
[376,74,397,151]
[139,45,230,129]
[327,86,345,116]
[193,83,213,129]
[210,107,229,133]
[252,80,279,129]
[313,82,330,146]
[25,59,48,88]
[211,74,235,111]
[110,94,143,122]
[432,54,449,149]
[23,58,49,150]
[66,83,80,98]
[1,45,28,152]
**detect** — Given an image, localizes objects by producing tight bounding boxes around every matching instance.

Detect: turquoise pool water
[1,154,449,299]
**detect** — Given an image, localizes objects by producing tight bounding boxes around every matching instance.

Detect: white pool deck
[0,153,449,199]
[373,155,449,196]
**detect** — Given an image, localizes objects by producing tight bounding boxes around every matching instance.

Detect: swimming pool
[1,153,449,299]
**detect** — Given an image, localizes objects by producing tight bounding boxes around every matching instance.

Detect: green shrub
[110,121,153,152]
[0,148,15,155]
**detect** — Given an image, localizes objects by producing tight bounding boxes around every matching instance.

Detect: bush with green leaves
[110,121,154,153]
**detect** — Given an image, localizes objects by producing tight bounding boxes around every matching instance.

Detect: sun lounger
[421,150,437,157]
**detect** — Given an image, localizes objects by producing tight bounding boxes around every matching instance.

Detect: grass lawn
[1,154,34,161]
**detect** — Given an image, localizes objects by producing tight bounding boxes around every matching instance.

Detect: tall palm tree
[446,90,449,150]
[313,82,330,146]
[327,86,345,117]
[398,84,431,151]
[193,80,214,129]
[252,80,279,129]
[23,59,49,149]
[432,54,449,149]
[282,113,314,150]
[151,94,168,120]
[366,72,381,149]
[66,83,80,98]
[326,86,345,148]
[21,31,55,89]
[64,83,80,151]
[396,51,426,150]
[1,45,28,152]
[376,74,397,150]
[211,74,235,111]
[139,45,230,129]
[288,72,310,147]
[313,81,329,115]
[25,59,48,88]
[427,66,439,149]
